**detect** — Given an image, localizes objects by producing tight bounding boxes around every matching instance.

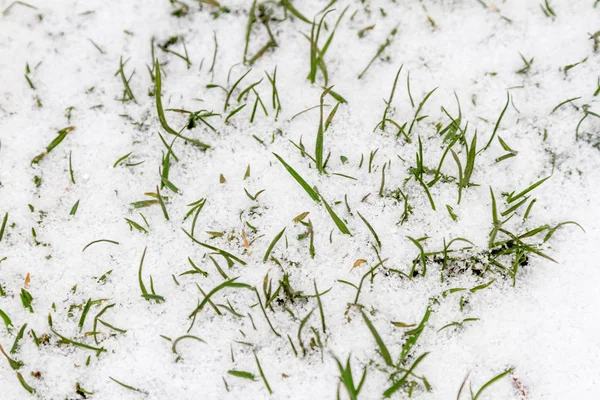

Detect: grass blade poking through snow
[189,278,252,318]
[383,352,429,398]
[263,228,286,262]
[316,87,333,174]
[243,0,257,64]
[254,288,281,337]
[376,65,403,132]
[314,279,326,333]
[254,350,273,394]
[228,370,256,380]
[137,247,165,303]
[154,60,210,149]
[489,187,500,247]
[358,26,398,80]
[321,194,351,235]
[82,239,119,252]
[0,309,13,332]
[333,354,368,400]
[360,310,393,367]
[52,329,106,356]
[109,377,145,393]
[31,126,75,164]
[272,153,320,202]
[280,0,310,24]
[224,69,252,111]
[17,372,35,394]
[156,185,169,220]
[399,306,431,363]
[472,368,514,400]
[171,335,205,360]
[480,92,509,153]
[0,212,7,243]
[407,236,427,277]
[182,228,246,265]
[1,344,22,370]
[357,211,381,248]
[506,176,551,204]
[407,88,437,137]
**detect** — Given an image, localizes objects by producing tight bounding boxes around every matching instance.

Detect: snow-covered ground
[1,0,599,398]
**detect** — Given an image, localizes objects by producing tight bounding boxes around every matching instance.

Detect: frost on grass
[0,0,599,399]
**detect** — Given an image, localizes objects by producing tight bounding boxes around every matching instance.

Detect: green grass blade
[0,212,8,242]
[321,195,351,235]
[357,211,381,248]
[155,60,210,149]
[360,310,393,367]
[472,368,513,400]
[507,176,550,204]
[481,92,509,153]
[272,153,320,202]
[263,228,286,262]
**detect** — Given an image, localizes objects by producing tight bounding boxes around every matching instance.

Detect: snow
[0,0,599,399]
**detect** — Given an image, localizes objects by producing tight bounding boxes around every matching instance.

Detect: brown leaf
[351,259,367,270]
[242,229,249,248]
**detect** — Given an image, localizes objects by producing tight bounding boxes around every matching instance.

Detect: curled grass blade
[82,239,119,252]
[472,368,514,400]
[155,60,210,149]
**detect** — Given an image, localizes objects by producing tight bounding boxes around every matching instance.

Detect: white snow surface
[1,0,599,399]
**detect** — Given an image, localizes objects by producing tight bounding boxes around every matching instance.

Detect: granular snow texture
[1,0,599,399]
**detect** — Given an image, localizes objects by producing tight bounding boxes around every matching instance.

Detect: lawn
[0,0,599,399]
